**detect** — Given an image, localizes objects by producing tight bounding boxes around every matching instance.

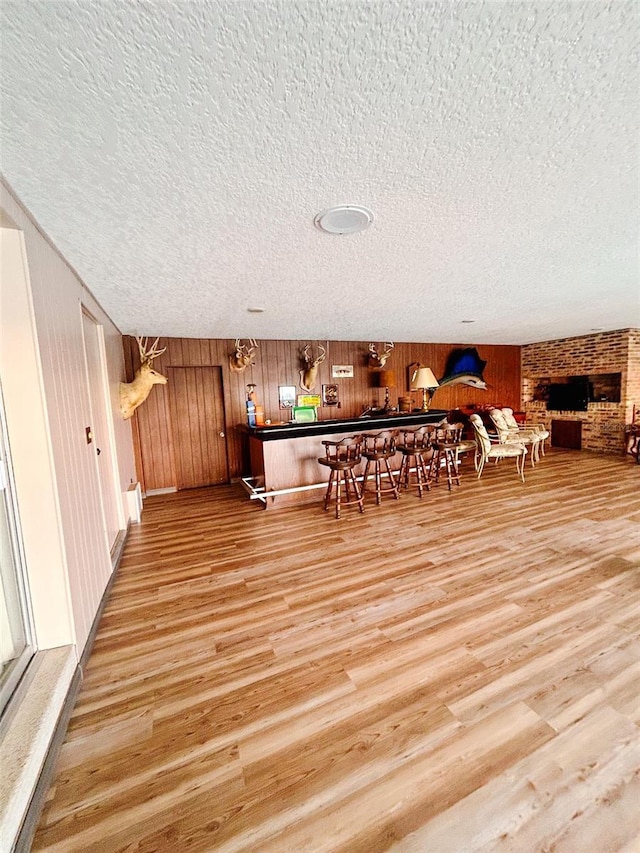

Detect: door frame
[80,307,125,548]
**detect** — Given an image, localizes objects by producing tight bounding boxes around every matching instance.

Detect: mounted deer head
[368,341,394,369]
[299,344,326,392]
[119,337,168,420]
[229,338,258,373]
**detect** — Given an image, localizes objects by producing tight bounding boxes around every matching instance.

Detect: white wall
[0,225,74,648]
[0,179,137,851]
[0,179,137,653]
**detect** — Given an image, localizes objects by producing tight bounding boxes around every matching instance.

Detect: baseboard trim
[12,663,82,853]
[81,523,129,674]
[11,524,130,852]
[110,525,129,568]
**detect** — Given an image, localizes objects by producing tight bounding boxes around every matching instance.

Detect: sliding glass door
[0,385,34,714]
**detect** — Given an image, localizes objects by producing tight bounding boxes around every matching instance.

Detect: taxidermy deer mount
[229,338,259,373]
[368,341,394,369]
[120,337,167,420]
[299,344,326,392]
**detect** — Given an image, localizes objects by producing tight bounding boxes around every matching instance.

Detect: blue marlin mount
[431,348,488,398]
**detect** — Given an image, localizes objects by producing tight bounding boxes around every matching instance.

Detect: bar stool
[396,425,434,498]
[429,426,463,490]
[448,420,478,470]
[361,430,400,504]
[318,435,365,519]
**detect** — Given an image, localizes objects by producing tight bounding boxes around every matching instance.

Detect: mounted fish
[437,347,488,390]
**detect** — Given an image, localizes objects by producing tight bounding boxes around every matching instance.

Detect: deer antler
[368,341,394,369]
[136,336,167,365]
[229,338,259,373]
[302,344,326,366]
[299,345,326,391]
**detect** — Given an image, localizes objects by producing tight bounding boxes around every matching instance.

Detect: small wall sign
[297,394,322,408]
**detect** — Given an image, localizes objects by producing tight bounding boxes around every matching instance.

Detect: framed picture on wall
[332,365,353,378]
[322,384,339,406]
[278,385,296,409]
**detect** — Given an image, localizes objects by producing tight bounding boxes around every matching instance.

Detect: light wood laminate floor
[33,449,640,852]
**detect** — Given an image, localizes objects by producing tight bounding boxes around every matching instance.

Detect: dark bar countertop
[244,410,448,441]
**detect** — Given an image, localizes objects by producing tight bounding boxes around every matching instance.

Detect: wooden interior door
[82,310,122,550]
[168,366,229,489]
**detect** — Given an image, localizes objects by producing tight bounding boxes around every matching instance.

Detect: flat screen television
[547,381,591,412]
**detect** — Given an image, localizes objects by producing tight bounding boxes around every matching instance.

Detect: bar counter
[243,410,447,508]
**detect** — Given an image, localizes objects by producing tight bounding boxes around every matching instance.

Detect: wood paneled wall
[124,337,521,491]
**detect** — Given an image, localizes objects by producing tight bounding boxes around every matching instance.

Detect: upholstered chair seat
[501,407,550,459]
[488,408,541,466]
[469,414,527,482]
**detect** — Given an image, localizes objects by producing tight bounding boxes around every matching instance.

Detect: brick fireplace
[521,329,640,455]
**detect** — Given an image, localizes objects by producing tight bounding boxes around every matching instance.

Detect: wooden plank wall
[123,337,521,491]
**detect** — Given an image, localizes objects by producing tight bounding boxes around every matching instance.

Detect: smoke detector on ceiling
[314,205,374,235]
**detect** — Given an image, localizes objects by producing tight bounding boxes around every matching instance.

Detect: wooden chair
[625,423,640,464]
[429,426,463,489]
[361,430,400,504]
[318,435,365,519]
[396,426,434,498]
[469,414,527,482]
[442,418,477,470]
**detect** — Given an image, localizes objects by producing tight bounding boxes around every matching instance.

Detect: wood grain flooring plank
[31,450,640,852]
[389,708,640,852]
[248,702,555,853]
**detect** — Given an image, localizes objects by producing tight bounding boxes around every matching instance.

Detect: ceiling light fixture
[461,319,475,324]
[247,307,265,313]
[314,205,374,235]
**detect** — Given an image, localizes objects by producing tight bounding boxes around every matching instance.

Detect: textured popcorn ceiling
[1,0,638,344]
